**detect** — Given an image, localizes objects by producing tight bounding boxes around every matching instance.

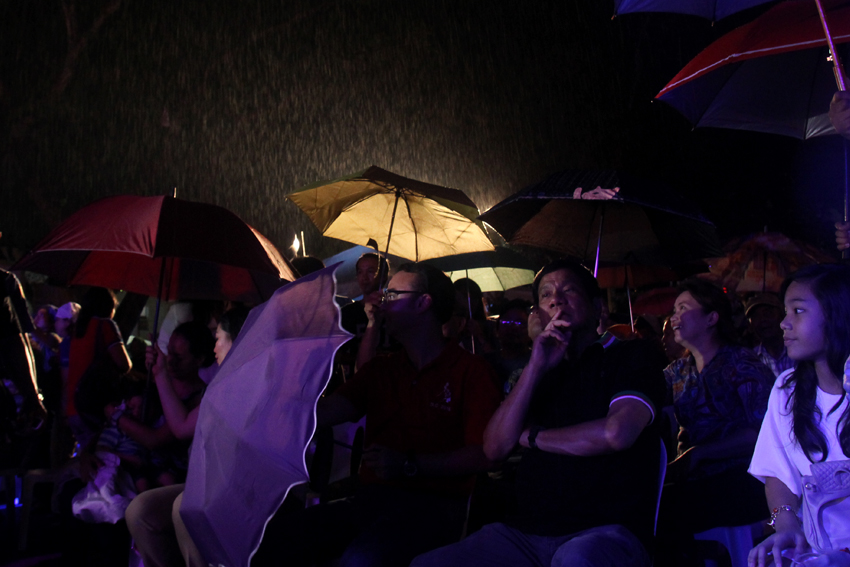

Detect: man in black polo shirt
[412,258,666,567]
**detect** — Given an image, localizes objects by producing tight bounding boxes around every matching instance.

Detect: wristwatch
[528,425,545,450]
[403,454,419,477]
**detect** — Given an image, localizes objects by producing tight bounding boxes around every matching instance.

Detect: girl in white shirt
[748,263,850,567]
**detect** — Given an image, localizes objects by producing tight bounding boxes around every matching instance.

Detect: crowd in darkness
[1,92,850,567]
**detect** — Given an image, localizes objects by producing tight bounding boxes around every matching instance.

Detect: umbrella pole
[815,0,847,90]
[814,0,850,260]
[380,190,401,290]
[593,209,605,278]
[143,256,168,421]
[465,268,475,355]
[625,265,634,334]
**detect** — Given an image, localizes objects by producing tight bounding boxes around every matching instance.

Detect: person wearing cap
[746,293,796,379]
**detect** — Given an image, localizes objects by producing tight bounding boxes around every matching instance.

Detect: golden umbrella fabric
[287,166,494,261]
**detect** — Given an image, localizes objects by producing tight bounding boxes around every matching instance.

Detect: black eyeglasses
[382,288,425,303]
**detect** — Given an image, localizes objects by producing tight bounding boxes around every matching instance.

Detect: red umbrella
[655,0,850,259]
[12,195,296,304]
[655,0,850,140]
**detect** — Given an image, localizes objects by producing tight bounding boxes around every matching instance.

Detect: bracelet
[767,505,798,528]
[528,425,545,450]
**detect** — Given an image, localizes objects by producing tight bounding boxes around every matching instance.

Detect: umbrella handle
[816,0,847,91]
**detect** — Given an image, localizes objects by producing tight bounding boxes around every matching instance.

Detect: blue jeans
[410,522,650,567]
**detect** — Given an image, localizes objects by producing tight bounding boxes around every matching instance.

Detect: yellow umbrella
[288,166,494,262]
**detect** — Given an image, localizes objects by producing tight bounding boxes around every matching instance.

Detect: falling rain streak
[0,1,843,259]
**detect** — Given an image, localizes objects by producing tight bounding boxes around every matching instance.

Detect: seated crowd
[1,251,850,567]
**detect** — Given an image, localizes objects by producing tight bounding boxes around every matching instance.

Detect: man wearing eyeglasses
[253,262,502,567]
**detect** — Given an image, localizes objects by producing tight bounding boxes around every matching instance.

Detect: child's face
[781,281,827,363]
[127,395,144,419]
[55,317,72,336]
[34,308,54,332]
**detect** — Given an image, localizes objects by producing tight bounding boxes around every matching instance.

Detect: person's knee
[124,491,147,534]
[551,525,649,567]
[171,491,183,526]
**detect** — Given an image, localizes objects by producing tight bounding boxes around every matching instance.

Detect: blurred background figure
[745,293,795,378]
[290,256,326,278]
[443,277,498,355]
[488,299,531,396]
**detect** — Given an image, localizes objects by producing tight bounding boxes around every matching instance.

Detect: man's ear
[417,293,433,314]
[706,310,719,328]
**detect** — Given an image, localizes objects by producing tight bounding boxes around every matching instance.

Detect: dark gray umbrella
[479,170,722,274]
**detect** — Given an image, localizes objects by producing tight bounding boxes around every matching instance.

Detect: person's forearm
[521,399,651,456]
[117,415,172,449]
[416,445,495,477]
[483,360,543,461]
[355,324,380,371]
[765,476,801,533]
[108,343,132,373]
[155,375,195,439]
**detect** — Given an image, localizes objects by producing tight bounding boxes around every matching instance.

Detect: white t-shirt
[749,369,850,550]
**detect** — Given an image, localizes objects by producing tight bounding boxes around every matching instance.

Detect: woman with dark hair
[116,320,214,448]
[66,287,132,446]
[749,264,850,566]
[656,279,775,566]
[125,310,246,567]
[213,306,250,366]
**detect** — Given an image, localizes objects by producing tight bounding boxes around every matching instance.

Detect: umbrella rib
[660,37,843,95]
[401,190,420,261]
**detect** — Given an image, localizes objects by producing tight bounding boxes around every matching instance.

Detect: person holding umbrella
[123,316,224,567]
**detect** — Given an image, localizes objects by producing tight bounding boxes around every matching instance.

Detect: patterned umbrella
[705,231,833,292]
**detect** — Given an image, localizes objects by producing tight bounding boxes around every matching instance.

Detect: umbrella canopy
[614,0,773,20]
[12,195,295,303]
[479,170,722,269]
[422,247,539,292]
[288,166,495,262]
[705,231,834,292]
[655,0,850,140]
[180,265,352,567]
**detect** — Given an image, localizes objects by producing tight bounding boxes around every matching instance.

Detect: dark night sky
[0,0,845,263]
